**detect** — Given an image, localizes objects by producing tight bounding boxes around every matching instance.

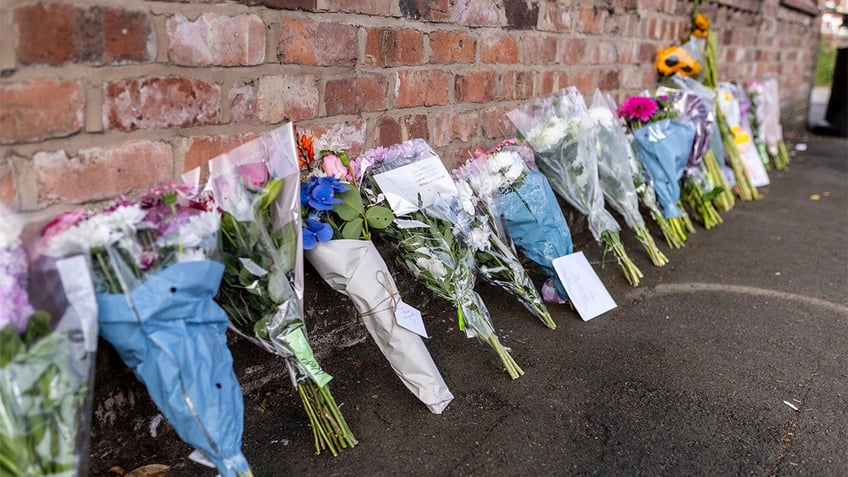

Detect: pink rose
[237,162,269,191]
[321,155,352,181]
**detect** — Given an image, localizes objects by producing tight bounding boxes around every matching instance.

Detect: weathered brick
[395,70,451,108]
[14,4,153,65]
[559,38,587,64]
[504,0,540,29]
[570,69,597,95]
[0,80,83,145]
[365,28,425,67]
[433,109,479,147]
[102,8,154,64]
[167,13,265,66]
[34,142,173,204]
[428,30,476,64]
[455,70,496,103]
[620,65,645,90]
[598,69,621,90]
[325,74,388,115]
[588,40,618,65]
[0,161,15,206]
[324,0,394,15]
[638,42,656,62]
[576,7,604,34]
[501,70,534,100]
[539,2,572,32]
[14,4,78,65]
[481,106,516,138]
[452,0,500,26]
[538,71,560,95]
[377,114,429,147]
[280,18,356,66]
[229,84,258,124]
[302,121,367,158]
[238,0,316,9]
[256,75,319,122]
[183,134,259,173]
[104,77,221,132]
[400,0,452,21]
[480,32,520,64]
[522,36,557,64]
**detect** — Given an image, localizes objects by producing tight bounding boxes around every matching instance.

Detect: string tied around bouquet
[358,271,401,345]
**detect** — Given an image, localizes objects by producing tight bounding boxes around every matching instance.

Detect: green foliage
[815,41,838,87]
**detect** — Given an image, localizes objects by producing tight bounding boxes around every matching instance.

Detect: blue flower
[302,218,333,250]
[317,176,349,193]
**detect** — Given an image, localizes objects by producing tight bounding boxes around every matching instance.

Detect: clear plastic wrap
[1,207,98,477]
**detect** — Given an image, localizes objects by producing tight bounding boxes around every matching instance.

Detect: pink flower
[237,162,269,191]
[41,208,87,241]
[617,96,658,123]
[321,154,352,181]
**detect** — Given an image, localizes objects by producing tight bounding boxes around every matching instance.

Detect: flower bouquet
[508,88,644,286]
[357,139,523,379]
[39,187,253,476]
[298,134,454,414]
[746,77,791,170]
[452,141,557,325]
[589,90,668,266]
[0,206,98,477]
[617,93,695,246]
[655,83,725,229]
[206,124,356,455]
[717,83,770,190]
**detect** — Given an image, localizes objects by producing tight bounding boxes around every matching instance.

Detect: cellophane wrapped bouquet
[356,139,523,379]
[745,77,791,170]
[39,186,253,476]
[589,90,668,266]
[508,87,644,286]
[618,93,695,246]
[207,124,356,455]
[717,82,770,190]
[298,132,454,414]
[452,139,557,325]
[1,206,98,477]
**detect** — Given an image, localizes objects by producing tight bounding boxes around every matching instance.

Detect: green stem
[634,226,668,267]
[651,209,684,249]
[601,231,643,286]
[703,149,735,211]
[486,334,524,379]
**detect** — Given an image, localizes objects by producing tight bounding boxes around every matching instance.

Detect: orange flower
[296,132,315,169]
[691,28,708,38]
[655,45,701,77]
[693,13,710,31]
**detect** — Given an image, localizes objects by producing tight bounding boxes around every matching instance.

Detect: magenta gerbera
[617,96,659,123]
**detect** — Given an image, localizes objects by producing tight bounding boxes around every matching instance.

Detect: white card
[552,252,617,321]
[395,301,429,338]
[739,139,771,187]
[372,156,459,215]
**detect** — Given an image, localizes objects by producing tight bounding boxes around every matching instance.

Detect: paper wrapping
[306,239,454,414]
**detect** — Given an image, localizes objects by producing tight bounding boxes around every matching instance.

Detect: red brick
[570,69,597,96]
[501,70,534,100]
[620,65,645,89]
[280,18,356,66]
[325,74,388,115]
[0,80,83,145]
[301,121,367,158]
[588,40,618,65]
[504,0,540,29]
[575,7,604,35]
[395,70,451,108]
[481,106,516,139]
[365,28,424,67]
[523,36,557,65]
[183,134,260,174]
[377,114,429,147]
[455,71,496,103]
[559,38,587,65]
[167,13,265,66]
[539,3,572,32]
[538,71,559,95]
[102,8,154,64]
[34,142,173,204]
[433,109,479,147]
[429,30,476,64]
[0,161,15,206]
[452,0,500,26]
[324,0,394,15]
[418,0,452,21]
[14,4,77,65]
[598,69,621,90]
[239,0,316,10]
[229,84,258,124]
[638,42,656,62]
[256,74,319,122]
[104,77,221,132]
[480,33,519,64]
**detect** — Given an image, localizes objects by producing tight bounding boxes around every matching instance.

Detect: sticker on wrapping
[552,252,617,321]
[373,156,459,215]
[284,327,333,388]
[395,301,428,338]
[55,255,98,352]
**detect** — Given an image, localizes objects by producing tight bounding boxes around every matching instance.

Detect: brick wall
[0,0,820,216]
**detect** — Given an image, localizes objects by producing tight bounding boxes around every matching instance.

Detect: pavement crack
[765,369,819,476]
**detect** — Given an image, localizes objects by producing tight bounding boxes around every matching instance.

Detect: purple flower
[0,247,34,333]
[302,219,333,250]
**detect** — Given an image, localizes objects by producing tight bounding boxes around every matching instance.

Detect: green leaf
[364,206,394,230]
[337,187,364,214]
[341,218,364,239]
[259,178,284,211]
[23,312,51,345]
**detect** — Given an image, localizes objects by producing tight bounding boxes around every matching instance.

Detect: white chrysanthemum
[466,226,490,251]
[0,211,23,250]
[174,211,221,249]
[454,180,478,215]
[415,256,448,279]
[45,218,122,257]
[526,118,569,152]
[468,171,499,196]
[588,106,614,128]
[98,205,147,232]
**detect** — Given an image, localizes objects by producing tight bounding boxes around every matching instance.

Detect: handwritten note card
[552,252,617,321]
[395,301,429,338]
[372,156,459,215]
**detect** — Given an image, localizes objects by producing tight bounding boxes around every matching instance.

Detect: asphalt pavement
[90,135,848,477]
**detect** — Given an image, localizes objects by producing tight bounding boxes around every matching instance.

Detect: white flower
[415,256,448,279]
[454,180,478,215]
[44,218,123,257]
[466,226,490,251]
[588,106,614,128]
[468,172,500,196]
[526,118,569,152]
[168,211,220,249]
[0,210,23,250]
